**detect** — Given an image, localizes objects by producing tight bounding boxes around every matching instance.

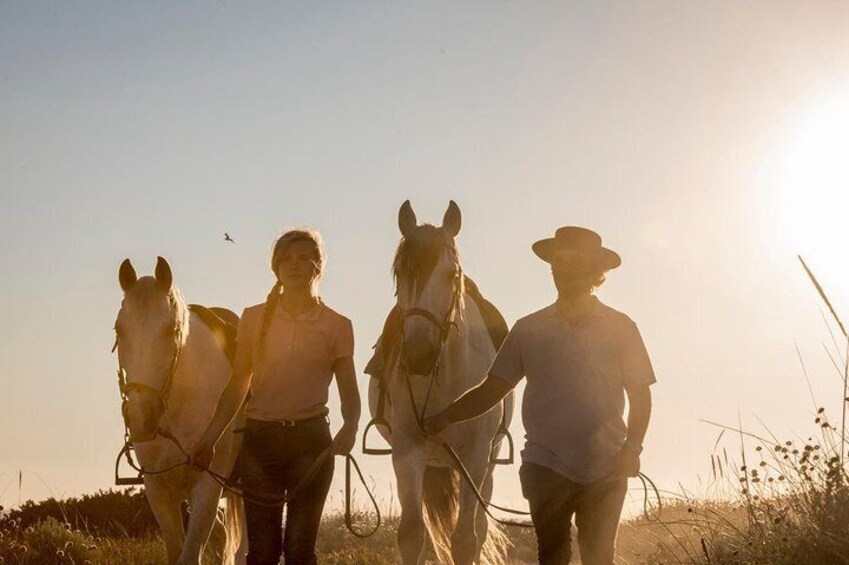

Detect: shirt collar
[275,297,325,322]
[552,295,603,327]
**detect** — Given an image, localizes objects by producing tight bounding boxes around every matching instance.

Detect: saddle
[188,304,239,365]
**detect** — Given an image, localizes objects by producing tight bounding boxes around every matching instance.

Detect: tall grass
[622,256,849,565]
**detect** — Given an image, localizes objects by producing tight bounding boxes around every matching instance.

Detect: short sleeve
[332,317,355,360]
[619,321,656,389]
[488,323,524,386]
[236,308,258,346]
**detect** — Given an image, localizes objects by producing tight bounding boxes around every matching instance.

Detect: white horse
[114,257,245,565]
[368,201,514,565]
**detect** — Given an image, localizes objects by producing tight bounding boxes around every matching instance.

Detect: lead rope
[119,425,381,536]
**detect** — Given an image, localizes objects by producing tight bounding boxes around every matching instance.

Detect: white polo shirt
[490,296,656,484]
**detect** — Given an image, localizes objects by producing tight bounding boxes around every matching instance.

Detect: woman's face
[276,240,320,290]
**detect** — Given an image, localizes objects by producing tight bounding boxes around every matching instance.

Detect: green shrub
[2,489,157,539]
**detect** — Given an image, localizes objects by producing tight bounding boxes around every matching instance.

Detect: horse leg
[178,474,223,565]
[452,451,488,565]
[393,440,428,565]
[234,496,248,565]
[474,467,498,564]
[145,482,185,565]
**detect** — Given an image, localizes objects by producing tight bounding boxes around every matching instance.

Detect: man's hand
[332,424,358,456]
[613,445,641,478]
[422,412,451,436]
[190,439,216,470]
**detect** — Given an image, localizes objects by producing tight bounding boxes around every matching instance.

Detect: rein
[111,312,382,538]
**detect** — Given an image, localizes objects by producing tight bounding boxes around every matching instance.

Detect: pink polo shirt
[236,299,354,421]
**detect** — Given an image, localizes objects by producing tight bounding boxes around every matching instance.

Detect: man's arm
[625,385,652,450]
[422,375,514,435]
[613,385,652,477]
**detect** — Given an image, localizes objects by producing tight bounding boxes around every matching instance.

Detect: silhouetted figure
[224,232,235,244]
[424,227,656,565]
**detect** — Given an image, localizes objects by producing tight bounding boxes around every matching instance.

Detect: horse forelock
[393,225,460,292]
[121,277,189,339]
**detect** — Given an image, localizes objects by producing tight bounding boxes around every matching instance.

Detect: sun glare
[778,93,849,288]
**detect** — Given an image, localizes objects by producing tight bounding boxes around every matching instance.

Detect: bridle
[112,320,184,438]
[397,249,464,426]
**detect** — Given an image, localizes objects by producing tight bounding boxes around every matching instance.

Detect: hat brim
[532,238,621,270]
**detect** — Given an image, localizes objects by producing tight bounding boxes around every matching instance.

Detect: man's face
[550,254,599,300]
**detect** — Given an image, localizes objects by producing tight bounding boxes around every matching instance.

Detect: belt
[240,414,329,432]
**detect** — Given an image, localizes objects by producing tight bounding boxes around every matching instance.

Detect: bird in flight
[224,233,235,244]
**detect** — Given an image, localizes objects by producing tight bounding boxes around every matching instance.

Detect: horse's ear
[398,200,417,238]
[442,200,462,238]
[154,256,173,290]
[119,259,137,293]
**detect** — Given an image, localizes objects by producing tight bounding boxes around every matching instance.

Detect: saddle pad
[188,304,239,365]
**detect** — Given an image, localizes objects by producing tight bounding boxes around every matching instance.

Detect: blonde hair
[255,228,325,360]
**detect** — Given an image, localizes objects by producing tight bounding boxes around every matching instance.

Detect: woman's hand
[332,423,358,455]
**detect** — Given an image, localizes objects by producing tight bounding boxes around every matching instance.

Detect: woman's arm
[331,355,361,455]
[191,342,253,466]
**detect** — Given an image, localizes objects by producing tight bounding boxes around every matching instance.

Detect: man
[423,226,655,565]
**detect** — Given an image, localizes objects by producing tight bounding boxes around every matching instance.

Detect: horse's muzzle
[401,342,439,375]
[122,399,161,443]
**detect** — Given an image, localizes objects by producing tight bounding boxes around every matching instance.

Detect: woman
[192,228,360,565]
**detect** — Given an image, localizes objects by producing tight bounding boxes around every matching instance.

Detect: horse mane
[124,277,190,338]
[392,225,462,292]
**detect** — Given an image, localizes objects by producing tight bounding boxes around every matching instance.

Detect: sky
[4,1,849,517]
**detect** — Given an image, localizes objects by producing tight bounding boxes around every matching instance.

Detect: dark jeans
[238,417,335,565]
[519,462,627,565]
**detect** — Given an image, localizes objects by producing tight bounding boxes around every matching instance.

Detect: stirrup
[490,429,514,465]
[114,444,145,486]
[362,418,392,456]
